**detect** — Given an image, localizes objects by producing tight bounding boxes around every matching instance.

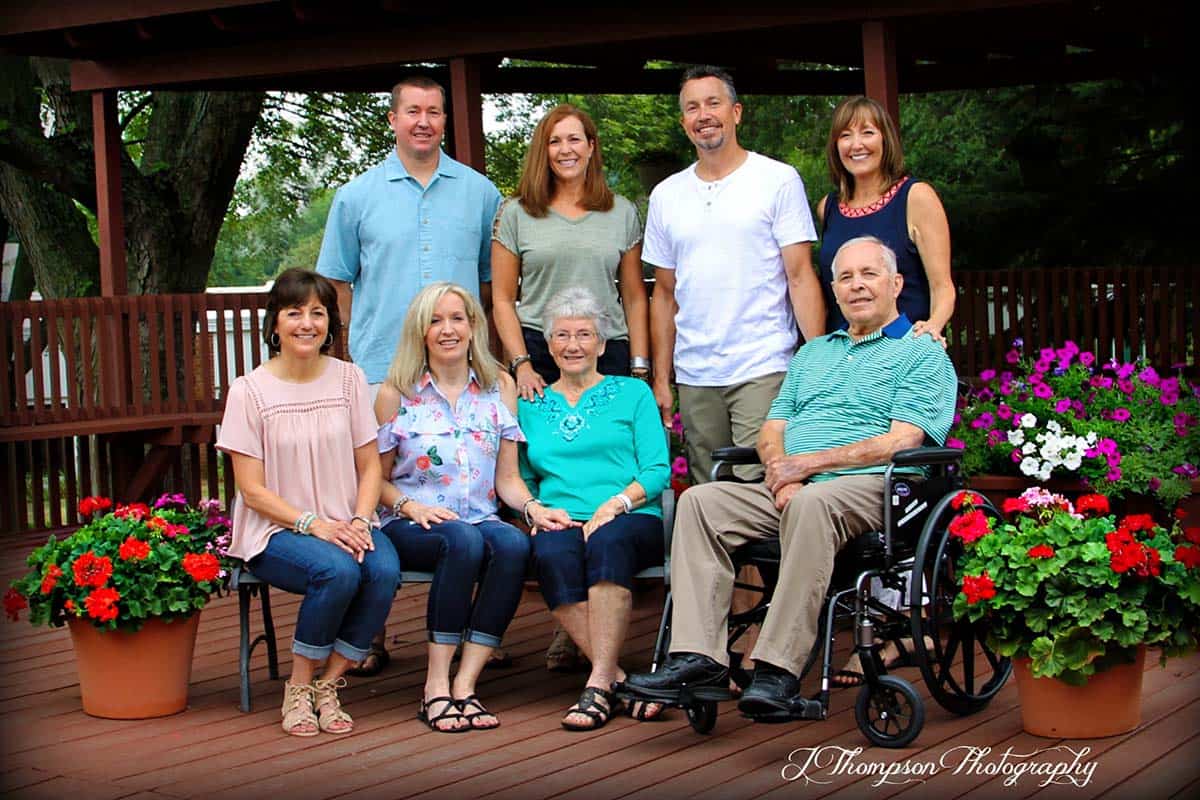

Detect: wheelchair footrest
[742,695,826,723]
[613,681,732,707]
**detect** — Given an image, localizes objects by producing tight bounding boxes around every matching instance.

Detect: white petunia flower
[1020,413,1038,429]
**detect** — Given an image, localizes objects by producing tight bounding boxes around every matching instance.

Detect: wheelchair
[616,445,1010,748]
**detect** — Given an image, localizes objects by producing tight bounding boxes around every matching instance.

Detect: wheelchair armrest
[891,447,964,467]
[711,446,761,465]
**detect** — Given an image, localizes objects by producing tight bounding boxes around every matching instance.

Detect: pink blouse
[216,358,377,561]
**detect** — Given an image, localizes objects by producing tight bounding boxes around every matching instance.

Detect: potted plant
[948,339,1200,516]
[4,493,232,719]
[951,488,1200,737]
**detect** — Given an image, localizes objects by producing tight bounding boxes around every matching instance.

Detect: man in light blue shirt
[317,76,502,386]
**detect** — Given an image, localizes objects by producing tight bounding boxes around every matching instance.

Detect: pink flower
[1039,347,1056,362]
[996,404,1013,420]
[1011,449,1023,464]
[970,412,995,429]
[1096,438,1119,457]
[1054,398,1071,414]
[979,369,996,382]
[999,382,1014,396]
[1005,350,1020,365]
[946,438,966,449]
[1033,383,1053,399]
[1079,352,1095,367]
[1174,413,1197,429]
[1174,463,1199,479]
[1148,477,1162,491]
[1112,408,1131,422]
[987,429,1004,447]
[671,456,689,477]
[1117,378,1134,394]
[1107,467,1123,481]
[1091,376,1114,389]
[1138,366,1160,386]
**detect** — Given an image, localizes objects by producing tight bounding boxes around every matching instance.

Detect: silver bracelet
[630,356,651,372]
[351,515,372,530]
[296,511,316,534]
[614,493,633,514]
[522,497,541,526]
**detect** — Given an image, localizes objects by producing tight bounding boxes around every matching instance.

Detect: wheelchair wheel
[854,675,924,748]
[910,494,1011,716]
[686,700,718,734]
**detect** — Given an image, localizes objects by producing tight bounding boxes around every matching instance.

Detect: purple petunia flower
[979,369,996,382]
[997,404,1013,420]
[977,388,995,402]
[987,429,1005,447]
[1106,467,1123,482]
[1034,359,1052,374]
[1012,338,1024,349]
[1115,362,1136,380]
[1078,351,1095,367]
[1054,398,1072,414]
[1148,477,1162,491]
[671,456,689,477]
[1034,383,1053,399]
[1096,438,1119,457]
[1175,413,1198,429]
[1005,349,1021,365]
[1112,408,1131,422]
[1011,449,1023,463]
[1138,366,1160,386]
[1118,378,1134,394]
[1039,347,1056,362]
[1174,463,1199,479]
[946,438,966,450]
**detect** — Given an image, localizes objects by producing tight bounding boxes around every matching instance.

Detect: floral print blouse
[377,370,524,525]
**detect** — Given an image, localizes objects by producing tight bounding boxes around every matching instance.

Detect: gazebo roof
[0,0,1176,94]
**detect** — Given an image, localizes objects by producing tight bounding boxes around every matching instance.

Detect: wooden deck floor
[2,527,1198,800]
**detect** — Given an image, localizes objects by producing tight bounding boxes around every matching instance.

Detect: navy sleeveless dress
[818,177,930,333]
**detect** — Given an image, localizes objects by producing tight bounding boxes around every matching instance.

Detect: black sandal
[561,686,621,731]
[625,698,668,721]
[456,694,500,730]
[346,637,390,677]
[418,696,469,733]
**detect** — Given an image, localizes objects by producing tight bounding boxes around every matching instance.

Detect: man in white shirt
[646,66,825,484]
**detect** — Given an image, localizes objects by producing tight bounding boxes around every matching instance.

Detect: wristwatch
[509,354,532,376]
[391,495,413,517]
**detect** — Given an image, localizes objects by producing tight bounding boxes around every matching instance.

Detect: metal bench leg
[238,584,253,713]
[259,585,279,680]
[651,591,673,672]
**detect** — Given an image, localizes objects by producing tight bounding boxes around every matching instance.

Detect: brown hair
[264,269,342,355]
[390,76,446,111]
[826,95,906,202]
[515,104,614,218]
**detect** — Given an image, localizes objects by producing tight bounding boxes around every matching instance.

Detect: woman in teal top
[519,287,669,731]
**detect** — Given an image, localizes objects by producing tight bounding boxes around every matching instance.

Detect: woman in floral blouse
[376,282,572,733]
[519,287,670,731]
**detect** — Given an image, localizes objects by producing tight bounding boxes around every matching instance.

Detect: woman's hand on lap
[581,500,622,540]
[528,505,575,534]
[406,502,459,530]
[311,518,373,561]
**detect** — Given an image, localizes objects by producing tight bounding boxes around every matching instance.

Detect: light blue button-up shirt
[317,149,502,383]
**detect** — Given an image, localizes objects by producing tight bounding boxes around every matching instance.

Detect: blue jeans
[248,529,400,662]
[382,518,531,648]
[532,513,664,610]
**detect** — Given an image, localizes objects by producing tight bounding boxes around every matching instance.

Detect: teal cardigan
[518,376,670,520]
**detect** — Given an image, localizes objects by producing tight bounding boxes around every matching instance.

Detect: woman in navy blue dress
[817,95,954,341]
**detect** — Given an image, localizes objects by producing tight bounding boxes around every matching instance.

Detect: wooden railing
[1,265,1196,534]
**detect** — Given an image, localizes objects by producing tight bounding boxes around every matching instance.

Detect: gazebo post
[449,57,487,174]
[91,90,127,412]
[861,19,900,126]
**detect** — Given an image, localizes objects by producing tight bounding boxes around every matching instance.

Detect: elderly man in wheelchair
[622,236,1006,746]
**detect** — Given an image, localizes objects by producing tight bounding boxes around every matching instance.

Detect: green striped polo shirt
[766,314,957,482]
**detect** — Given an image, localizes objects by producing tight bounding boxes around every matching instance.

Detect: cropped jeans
[248,528,400,662]
[381,518,531,648]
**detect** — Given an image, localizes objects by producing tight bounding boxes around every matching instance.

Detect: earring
[269,332,280,348]
[324,333,333,348]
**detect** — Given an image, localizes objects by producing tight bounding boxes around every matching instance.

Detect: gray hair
[679,65,738,111]
[542,287,616,342]
[831,235,898,280]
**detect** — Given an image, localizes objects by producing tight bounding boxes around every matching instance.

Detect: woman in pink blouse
[217,269,400,737]
[376,282,572,732]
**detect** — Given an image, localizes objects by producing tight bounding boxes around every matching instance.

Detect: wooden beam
[449,57,486,174]
[92,90,127,297]
[862,19,899,126]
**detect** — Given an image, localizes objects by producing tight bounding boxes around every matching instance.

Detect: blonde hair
[384,282,500,397]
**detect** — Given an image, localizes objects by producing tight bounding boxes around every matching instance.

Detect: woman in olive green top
[491,104,650,402]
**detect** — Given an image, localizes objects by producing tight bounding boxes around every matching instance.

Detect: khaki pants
[677,372,785,485]
[669,475,886,677]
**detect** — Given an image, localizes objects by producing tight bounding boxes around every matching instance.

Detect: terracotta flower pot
[67,613,201,719]
[1012,646,1145,738]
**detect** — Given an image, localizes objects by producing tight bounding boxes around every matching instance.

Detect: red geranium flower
[40,564,63,594]
[1175,508,1188,521]
[77,496,112,517]
[1120,514,1157,533]
[1175,545,1200,569]
[71,551,113,588]
[1028,544,1055,559]
[950,491,983,510]
[1184,527,1200,546]
[1002,497,1031,516]
[113,502,151,520]
[1075,494,1110,516]
[64,599,76,612]
[84,587,120,623]
[182,552,221,583]
[118,536,151,561]
[961,572,997,605]
[3,588,28,621]
[949,509,992,543]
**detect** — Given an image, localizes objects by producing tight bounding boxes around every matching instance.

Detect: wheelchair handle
[891,447,964,467]
[710,446,760,464]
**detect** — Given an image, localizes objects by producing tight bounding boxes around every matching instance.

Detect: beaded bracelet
[296,511,316,535]
[351,515,372,530]
[614,493,633,514]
